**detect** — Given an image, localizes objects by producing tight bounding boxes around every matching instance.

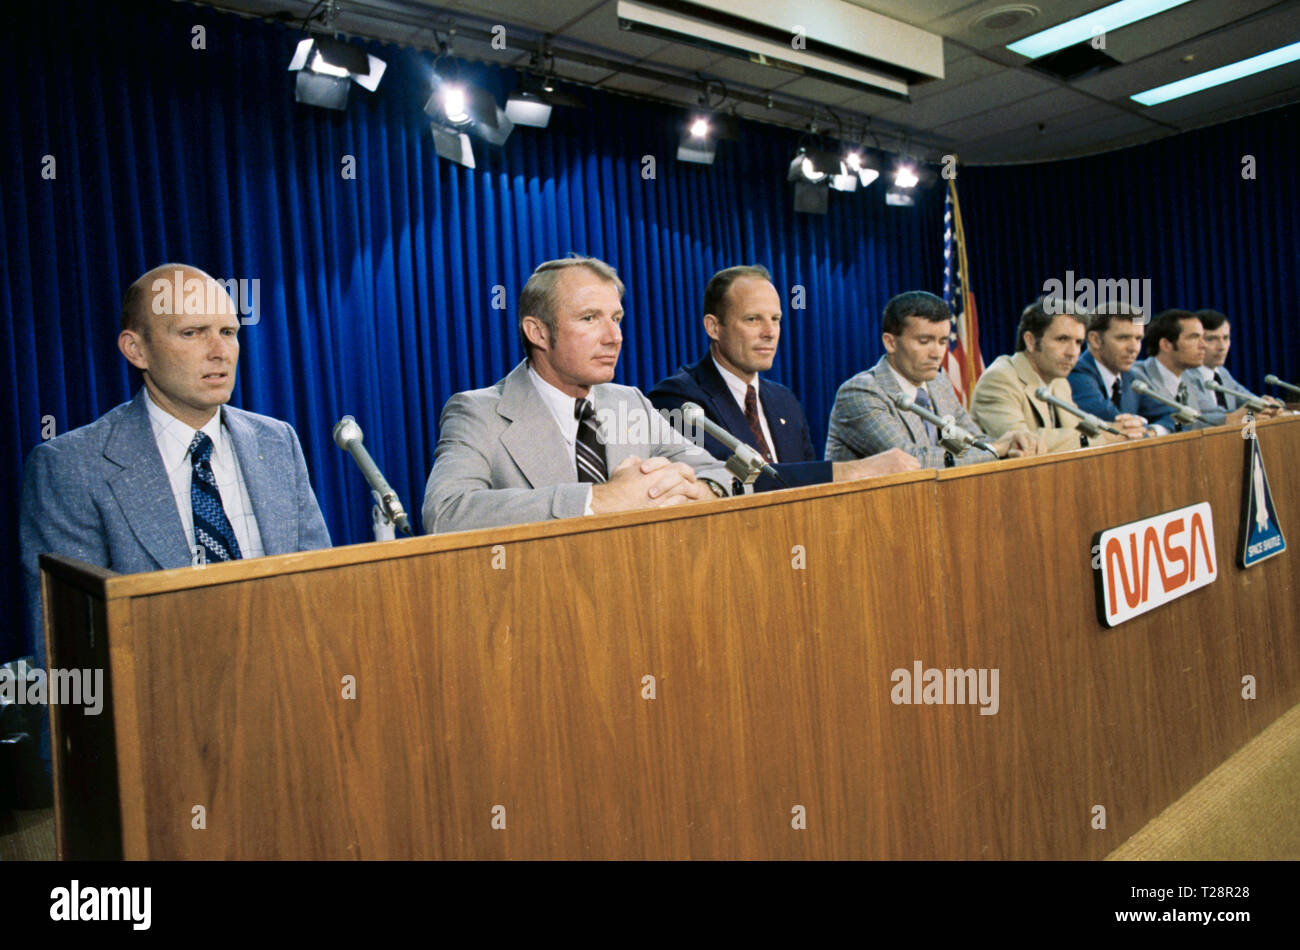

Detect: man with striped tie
[19,263,332,771]
[423,256,732,533]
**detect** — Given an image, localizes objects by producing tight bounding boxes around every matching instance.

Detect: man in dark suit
[648,265,917,491]
[1067,301,1174,436]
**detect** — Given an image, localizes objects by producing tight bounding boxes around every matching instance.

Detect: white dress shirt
[144,388,265,560]
[712,357,778,463]
[1151,358,1185,398]
[1095,360,1120,403]
[887,362,933,407]
[528,364,595,515]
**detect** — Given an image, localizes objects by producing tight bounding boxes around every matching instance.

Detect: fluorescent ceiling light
[1007,0,1193,59]
[1131,40,1300,105]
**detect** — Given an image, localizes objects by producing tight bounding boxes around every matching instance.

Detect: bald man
[20,263,331,670]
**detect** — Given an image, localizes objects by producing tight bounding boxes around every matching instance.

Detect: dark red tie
[744,384,774,464]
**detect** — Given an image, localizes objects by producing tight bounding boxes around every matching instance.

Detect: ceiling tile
[563,4,667,61]
[934,86,1100,145]
[440,0,599,33]
[878,68,1056,127]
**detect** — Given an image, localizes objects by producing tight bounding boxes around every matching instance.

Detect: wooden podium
[43,416,1300,859]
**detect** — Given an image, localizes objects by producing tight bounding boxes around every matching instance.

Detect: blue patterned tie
[913,386,940,444]
[189,431,242,562]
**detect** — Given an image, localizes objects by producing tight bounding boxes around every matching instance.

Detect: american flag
[942,176,985,408]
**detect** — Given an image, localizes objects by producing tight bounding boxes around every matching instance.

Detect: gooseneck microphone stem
[333,415,413,536]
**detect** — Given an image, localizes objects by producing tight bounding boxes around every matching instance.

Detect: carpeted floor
[1108,701,1300,860]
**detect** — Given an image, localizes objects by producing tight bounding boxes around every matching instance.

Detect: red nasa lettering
[1095,503,1218,626]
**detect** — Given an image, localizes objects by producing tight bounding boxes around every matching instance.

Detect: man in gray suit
[1131,309,1263,430]
[826,291,1043,467]
[20,263,332,669]
[423,257,731,533]
[1196,309,1284,412]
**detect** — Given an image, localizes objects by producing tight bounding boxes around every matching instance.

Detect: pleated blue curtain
[960,111,1300,384]
[1,0,948,661]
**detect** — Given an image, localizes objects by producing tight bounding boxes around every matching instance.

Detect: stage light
[425,77,514,147]
[787,148,840,183]
[431,124,476,169]
[288,36,386,110]
[830,163,858,192]
[885,187,915,206]
[505,91,553,128]
[845,150,881,187]
[441,85,469,125]
[893,164,919,189]
[678,113,717,164]
[793,181,829,215]
[1007,0,1193,60]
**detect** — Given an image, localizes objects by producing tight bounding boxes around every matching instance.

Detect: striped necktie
[189,431,242,562]
[574,398,608,484]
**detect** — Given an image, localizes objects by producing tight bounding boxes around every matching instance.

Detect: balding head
[120,264,238,338]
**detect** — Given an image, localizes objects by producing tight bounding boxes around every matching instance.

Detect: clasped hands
[589,456,716,514]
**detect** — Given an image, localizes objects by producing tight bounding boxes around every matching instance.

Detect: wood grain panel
[42,418,1300,859]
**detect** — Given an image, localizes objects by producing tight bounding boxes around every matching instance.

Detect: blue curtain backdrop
[2,0,1297,662]
[960,111,1300,376]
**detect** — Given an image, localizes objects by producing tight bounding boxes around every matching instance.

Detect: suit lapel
[696,357,760,450]
[871,358,925,443]
[499,362,580,488]
[224,407,281,554]
[104,390,192,570]
[1013,353,1051,427]
[757,382,801,462]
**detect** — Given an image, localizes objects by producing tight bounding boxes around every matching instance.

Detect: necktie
[743,385,775,464]
[1110,378,1122,409]
[574,398,608,484]
[1176,379,1189,405]
[189,431,242,562]
[1212,371,1228,408]
[913,386,940,445]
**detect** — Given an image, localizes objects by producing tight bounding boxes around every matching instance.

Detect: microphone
[1265,373,1300,396]
[1033,386,1122,438]
[1130,380,1203,425]
[332,415,412,535]
[889,391,996,454]
[1204,378,1269,412]
[677,403,788,488]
